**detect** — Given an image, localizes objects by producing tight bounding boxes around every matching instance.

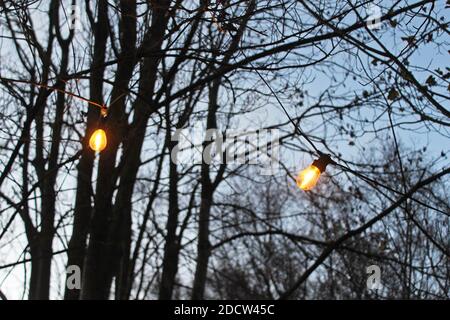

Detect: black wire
[246,59,320,154]
[227,27,320,154]
[335,162,449,217]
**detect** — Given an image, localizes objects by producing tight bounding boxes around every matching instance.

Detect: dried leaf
[387,88,399,100]
[401,36,415,46]
[425,75,437,86]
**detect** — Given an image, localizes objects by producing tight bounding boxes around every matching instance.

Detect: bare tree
[0,0,448,300]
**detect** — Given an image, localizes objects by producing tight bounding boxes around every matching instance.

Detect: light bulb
[296,165,321,190]
[89,129,107,152]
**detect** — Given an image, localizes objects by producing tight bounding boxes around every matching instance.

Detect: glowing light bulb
[296,154,334,191]
[89,129,107,152]
[296,165,321,190]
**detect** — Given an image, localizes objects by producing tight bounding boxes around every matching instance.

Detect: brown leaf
[387,88,399,101]
[425,75,437,86]
[401,36,415,46]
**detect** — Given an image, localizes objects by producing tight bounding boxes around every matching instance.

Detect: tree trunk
[107,0,172,299]
[158,112,181,299]
[64,0,109,300]
[190,2,255,298]
[81,0,137,300]
[28,10,72,295]
[191,81,218,300]
[191,190,213,299]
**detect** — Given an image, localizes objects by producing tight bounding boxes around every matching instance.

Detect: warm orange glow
[89,129,107,152]
[296,165,321,191]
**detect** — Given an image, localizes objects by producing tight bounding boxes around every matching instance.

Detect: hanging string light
[89,105,108,152]
[215,24,335,191]
[296,153,334,191]
[89,128,107,152]
[0,77,109,152]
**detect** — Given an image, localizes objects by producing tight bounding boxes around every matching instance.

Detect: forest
[0,0,449,300]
